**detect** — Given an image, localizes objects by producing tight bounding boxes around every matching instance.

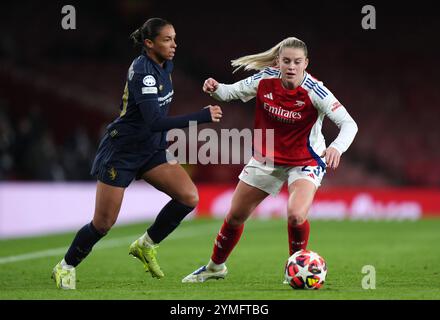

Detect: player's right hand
[203,78,219,93]
[208,105,222,122]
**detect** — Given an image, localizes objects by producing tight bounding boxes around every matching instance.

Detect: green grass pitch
[1,218,439,300]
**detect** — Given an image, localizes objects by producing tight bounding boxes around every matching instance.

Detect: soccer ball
[284,249,327,289]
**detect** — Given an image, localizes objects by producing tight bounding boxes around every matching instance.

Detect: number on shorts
[302,165,325,177]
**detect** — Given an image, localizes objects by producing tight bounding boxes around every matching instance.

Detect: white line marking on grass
[0,248,69,265]
[0,220,230,265]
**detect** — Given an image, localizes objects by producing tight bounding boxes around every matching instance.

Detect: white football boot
[182,265,228,283]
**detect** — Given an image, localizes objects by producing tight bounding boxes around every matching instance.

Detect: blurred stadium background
[1,0,440,238]
[1,0,440,302]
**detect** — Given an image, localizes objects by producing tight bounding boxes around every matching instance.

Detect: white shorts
[238,157,326,196]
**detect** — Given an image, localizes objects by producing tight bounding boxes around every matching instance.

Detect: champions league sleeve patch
[142,75,156,86]
[141,75,158,94]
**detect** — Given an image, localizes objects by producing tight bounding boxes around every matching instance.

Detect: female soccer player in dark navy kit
[52,18,223,289]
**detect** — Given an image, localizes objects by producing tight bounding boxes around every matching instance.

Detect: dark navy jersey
[91,53,213,186]
[106,52,174,154]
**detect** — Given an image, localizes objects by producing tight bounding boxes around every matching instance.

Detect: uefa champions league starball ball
[284,249,327,289]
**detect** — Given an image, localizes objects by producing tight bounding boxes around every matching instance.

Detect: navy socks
[147,200,194,243]
[64,200,193,266]
[64,221,106,267]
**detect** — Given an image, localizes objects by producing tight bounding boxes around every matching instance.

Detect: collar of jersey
[143,52,173,74]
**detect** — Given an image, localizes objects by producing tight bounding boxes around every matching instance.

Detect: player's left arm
[313,85,358,169]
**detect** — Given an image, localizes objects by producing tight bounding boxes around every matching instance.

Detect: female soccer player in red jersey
[182,37,358,282]
[51,18,222,289]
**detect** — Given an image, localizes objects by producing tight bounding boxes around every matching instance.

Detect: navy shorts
[90,134,175,188]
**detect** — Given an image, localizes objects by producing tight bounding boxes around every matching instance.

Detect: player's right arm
[204,67,280,103]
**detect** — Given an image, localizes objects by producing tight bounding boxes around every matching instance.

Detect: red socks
[288,220,310,256]
[211,219,244,264]
[210,218,309,263]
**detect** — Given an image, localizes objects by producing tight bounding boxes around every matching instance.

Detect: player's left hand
[208,105,223,122]
[321,147,341,169]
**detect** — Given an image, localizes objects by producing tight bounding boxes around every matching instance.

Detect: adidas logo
[264,92,273,100]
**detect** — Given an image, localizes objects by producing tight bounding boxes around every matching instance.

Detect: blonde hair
[231,37,308,73]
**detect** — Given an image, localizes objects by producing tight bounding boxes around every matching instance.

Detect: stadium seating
[1,1,438,186]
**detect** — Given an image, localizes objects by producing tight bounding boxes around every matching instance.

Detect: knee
[176,190,199,208]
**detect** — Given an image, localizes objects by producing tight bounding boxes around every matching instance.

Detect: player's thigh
[227,180,269,224]
[141,162,198,207]
[93,181,125,233]
[287,179,317,223]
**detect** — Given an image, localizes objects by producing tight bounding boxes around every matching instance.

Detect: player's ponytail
[231,37,308,73]
[129,17,172,50]
[129,28,144,47]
